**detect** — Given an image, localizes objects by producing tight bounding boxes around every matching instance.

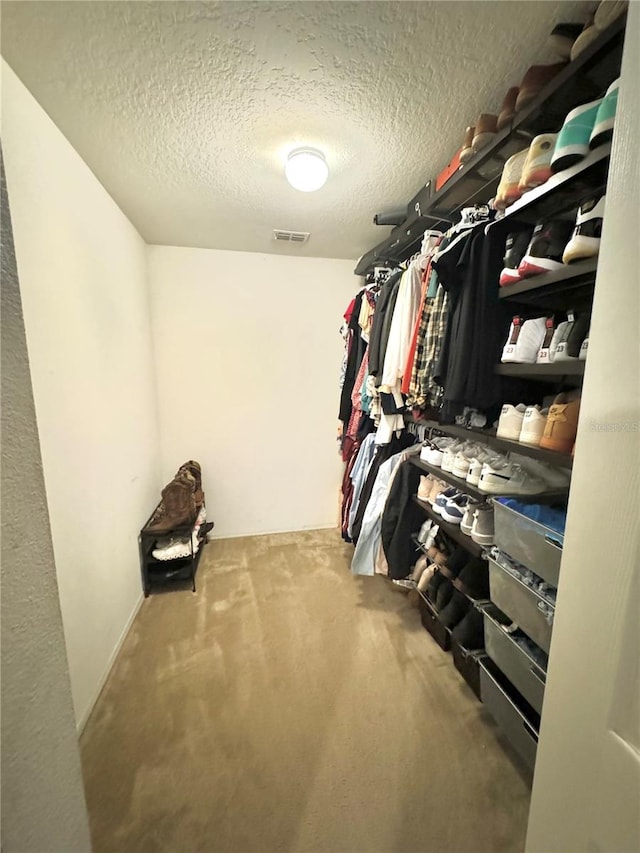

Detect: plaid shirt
[405,284,448,410]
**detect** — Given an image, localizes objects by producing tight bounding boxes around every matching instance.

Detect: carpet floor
[80,529,532,853]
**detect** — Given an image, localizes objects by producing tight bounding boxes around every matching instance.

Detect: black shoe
[500,229,533,286]
[519,219,575,277]
[426,570,445,604]
[438,590,469,629]
[566,313,590,357]
[443,546,469,580]
[452,608,485,650]
[453,557,489,600]
[434,576,454,611]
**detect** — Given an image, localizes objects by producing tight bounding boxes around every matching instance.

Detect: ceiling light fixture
[285,148,329,192]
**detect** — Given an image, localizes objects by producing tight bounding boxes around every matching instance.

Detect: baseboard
[209,523,339,540]
[76,592,144,735]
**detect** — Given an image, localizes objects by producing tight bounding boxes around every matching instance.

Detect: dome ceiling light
[284,148,329,192]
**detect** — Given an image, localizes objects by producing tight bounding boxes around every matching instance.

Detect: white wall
[1,62,161,729]
[1,143,92,853]
[526,8,640,852]
[147,246,354,538]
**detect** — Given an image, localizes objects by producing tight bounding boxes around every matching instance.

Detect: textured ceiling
[1,0,592,261]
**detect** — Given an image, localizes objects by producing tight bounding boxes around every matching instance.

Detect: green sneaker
[551,98,602,173]
[590,78,619,149]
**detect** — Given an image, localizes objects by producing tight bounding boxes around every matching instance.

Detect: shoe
[416,518,433,544]
[478,460,547,495]
[433,487,460,515]
[472,114,498,153]
[593,1,628,32]
[411,554,430,582]
[499,230,533,286]
[536,317,557,364]
[417,562,436,592]
[459,125,476,164]
[443,547,470,580]
[424,523,440,551]
[421,437,454,467]
[566,314,591,357]
[428,478,448,505]
[442,441,465,473]
[553,316,579,362]
[497,86,519,130]
[152,535,193,561]
[549,22,586,58]
[454,558,490,599]
[591,78,619,148]
[452,444,482,479]
[548,319,571,362]
[518,458,571,489]
[570,18,599,60]
[540,391,581,454]
[519,406,549,446]
[470,504,495,545]
[515,62,567,112]
[147,477,197,533]
[466,450,505,487]
[435,576,454,611]
[579,335,589,360]
[496,403,527,440]
[562,195,605,264]
[502,317,548,364]
[519,134,558,191]
[494,148,529,209]
[452,607,485,649]
[518,220,575,277]
[460,499,481,536]
[438,590,469,629]
[441,493,471,525]
[551,99,603,172]
[417,475,434,502]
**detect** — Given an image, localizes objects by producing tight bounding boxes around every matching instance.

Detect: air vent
[273,229,310,244]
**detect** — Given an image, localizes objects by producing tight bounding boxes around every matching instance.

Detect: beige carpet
[80,529,532,853]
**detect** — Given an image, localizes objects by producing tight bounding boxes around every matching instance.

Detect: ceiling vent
[273,229,310,244]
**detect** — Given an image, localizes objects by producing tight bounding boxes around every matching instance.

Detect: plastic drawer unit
[487,556,554,653]
[480,658,540,773]
[483,605,548,716]
[493,500,563,587]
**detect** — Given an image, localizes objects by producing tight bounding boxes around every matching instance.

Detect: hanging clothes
[381,459,423,580]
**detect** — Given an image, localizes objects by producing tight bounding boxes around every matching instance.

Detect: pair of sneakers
[477,456,570,495]
[432,487,472,526]
[460,501,495,546]
[417,474,448,505]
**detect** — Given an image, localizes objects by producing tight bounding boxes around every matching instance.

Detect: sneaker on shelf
[540,391,581,454]
[417,563,437,592]
[434,576,455,611]
[548,319,571,363]
[441,493,471,525]
[497,403,528,440]
[590,78,619,149]
[500,230,534,286]
[563,196,605,264]
[478,460,547,495]
[452,443,482,479]
[441,440,465,473]
[423,523,440,551]
[536,317,557,364]
[460,499,482,536]
[392,578,416,591]
[579,335,589,360]
[519,406,549,446]
[519,458,571,489]
[442,547,469,580]
[427,478,448,505]
[470,504,496,545]
[421,437,454,467]
[497,86,520,131]
[411,554,430,583]
[472,113,499,154]
[459,125,476,165]
[454,557,490,600]
[438,590,470,629]
[433,486,460,515]
[566,314,591,358]
[417,475,434,502]
[416,518,433,544]
[466,449,506,487]
[494,148,529,210]
[548,22,585,58]
[518,220,575,277]
[519,133,558,191]
[502,317,548,363]
[452,607,485,649]
[426,570,445,603]
[554,315,583,362]
[515,62,567,113]
[551,98,603,173]
[152,536,192,561]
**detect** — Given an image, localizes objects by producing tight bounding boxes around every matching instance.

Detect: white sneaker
[502,318,547,363]
[579,336,588,360]
[549,320,571,364]
[466,449,505,486]
[441,440,464,473]
[536,318,556,364]
[420,437,454,467]
[460,499,481,536]
[416,518,433,544]
[451,443,482,479]
[478,460,546,494]
[496,403,527,440]
[518,458,571,489]
[519,406,548,446]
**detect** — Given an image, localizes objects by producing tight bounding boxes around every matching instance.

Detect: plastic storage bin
[493,500,563,587]
[487,556,554,653]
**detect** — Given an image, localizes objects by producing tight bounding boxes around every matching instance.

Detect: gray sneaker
[470,504,495,546]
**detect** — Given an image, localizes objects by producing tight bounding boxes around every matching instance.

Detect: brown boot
[497,87,519,130]
[147,478,196,533]
[176,460,201,490]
